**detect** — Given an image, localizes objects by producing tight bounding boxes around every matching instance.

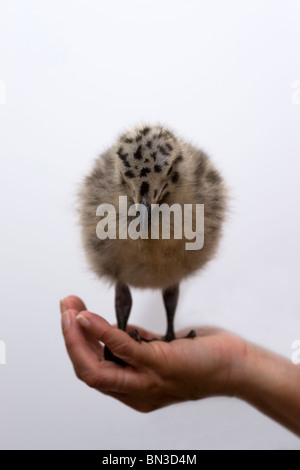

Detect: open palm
[61,296,246,412]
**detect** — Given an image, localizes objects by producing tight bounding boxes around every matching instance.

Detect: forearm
[235,342,300,436]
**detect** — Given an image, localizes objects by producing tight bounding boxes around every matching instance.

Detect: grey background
[0,0,300,450]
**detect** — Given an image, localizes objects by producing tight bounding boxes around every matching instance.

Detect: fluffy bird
[79,125,227,360]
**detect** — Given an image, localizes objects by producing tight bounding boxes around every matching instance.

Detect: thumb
[75,311,146,367]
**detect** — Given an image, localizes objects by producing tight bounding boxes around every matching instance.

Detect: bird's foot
[163,332,175,343]
[128,329,142,343]
[104,329,196,366]
[104,329,142,367]
[104,346,127,367]
[146,330,197,343]
[183,329,197,339]
[163,329,196,342]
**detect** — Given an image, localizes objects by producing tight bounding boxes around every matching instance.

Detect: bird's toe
[163,332,176,343]
[104,346,128,367]
[184,329,196,339]
[129,329,142,343]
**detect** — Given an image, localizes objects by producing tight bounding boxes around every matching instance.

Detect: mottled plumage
[79,125,227,289]
[79,125,227,356]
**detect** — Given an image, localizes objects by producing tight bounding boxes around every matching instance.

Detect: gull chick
[79,125,227,357]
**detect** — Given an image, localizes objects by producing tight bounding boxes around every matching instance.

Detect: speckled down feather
[79,125,228,289]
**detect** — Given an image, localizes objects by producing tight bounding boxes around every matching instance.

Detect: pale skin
[60,296,300,436]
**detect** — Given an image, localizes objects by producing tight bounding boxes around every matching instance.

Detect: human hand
[60,295,246,412]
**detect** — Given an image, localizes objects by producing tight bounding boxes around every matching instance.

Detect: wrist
[194,331,251,399]
[233,340,291,403]
[222,334,251,398]
[228,336,300,436]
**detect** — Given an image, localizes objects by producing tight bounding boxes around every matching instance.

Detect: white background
[0,0,300,450]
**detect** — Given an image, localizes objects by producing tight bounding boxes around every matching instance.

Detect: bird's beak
[139,196,151,237]
[140,196,150,212]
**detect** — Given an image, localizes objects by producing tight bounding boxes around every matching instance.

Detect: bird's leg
[115,283,141,342]
[115,283,132,331]
[163,285,178,342]
[163,284,196,342]
[104,283,141,366]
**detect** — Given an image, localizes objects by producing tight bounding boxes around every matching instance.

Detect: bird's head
[115,125,183,208]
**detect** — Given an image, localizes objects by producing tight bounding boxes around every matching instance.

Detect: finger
[60,296,87,314]
[62,310,113,389]
[84,330,105,361]
[76,312,148,367]
[60,297,104,359]
[62,310,150,394]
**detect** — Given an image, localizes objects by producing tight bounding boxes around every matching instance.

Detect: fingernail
[62,311,71,331]
[76,314,90,329]
[60,300,66,314]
